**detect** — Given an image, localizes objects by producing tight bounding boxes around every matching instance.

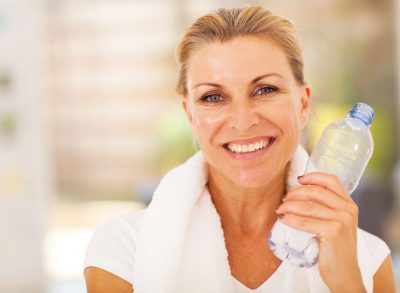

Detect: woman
[84,6,396,292]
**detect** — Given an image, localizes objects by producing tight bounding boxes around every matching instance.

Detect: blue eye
[256,86,277,95]
[201,94,223,104]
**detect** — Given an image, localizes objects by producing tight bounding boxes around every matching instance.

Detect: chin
[230,170,279,189]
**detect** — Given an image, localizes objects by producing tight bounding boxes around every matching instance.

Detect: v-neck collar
[232,261,287,292]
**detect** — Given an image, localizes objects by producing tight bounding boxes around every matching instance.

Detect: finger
[277,200,344,222]
[279,213,351,238]
[297,172,349,200]
[283,185,355,211]
[277,200,358,231]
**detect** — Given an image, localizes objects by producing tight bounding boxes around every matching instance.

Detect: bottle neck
[348,114,371,128]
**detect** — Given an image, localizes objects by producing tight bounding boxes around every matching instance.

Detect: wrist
[329,279,366,293]
[331,288,366,293]
[328,271,366,293]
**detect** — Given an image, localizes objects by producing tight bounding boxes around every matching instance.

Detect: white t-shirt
[84,209,391,292]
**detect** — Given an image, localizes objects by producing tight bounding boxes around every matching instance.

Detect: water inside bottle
[269,103,374,268]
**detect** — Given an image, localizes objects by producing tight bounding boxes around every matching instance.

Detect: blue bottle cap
[348,103,374,127]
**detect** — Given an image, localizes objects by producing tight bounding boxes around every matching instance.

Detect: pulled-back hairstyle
[176,5,304,96]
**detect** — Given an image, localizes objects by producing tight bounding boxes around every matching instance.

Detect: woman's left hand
[276,172,366,293]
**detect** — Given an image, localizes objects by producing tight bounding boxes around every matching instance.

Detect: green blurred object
[155,105,196,175]
[0,112,16,136]
[308,103,394,176]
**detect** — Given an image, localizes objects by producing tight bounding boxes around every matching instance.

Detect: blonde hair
[176,5,304,96]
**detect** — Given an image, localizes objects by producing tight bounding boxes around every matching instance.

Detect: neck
[207,166,286,237]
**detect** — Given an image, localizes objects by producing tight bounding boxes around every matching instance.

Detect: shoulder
[96,208,146,238]
[84,209,147,284]
[357,228,391,274]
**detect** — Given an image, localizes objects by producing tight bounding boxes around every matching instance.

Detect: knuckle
[341,212,354,226]
[329,221,343,236]
[304,201,317,214]
[350,204,359,217]
[305,199,314,207]
[344,202,359,221]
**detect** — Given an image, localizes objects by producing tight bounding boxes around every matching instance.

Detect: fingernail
[297,175,304,180]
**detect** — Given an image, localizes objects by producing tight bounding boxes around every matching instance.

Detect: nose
[228,100,260,132]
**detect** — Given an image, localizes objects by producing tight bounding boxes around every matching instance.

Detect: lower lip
[223,139,275,160]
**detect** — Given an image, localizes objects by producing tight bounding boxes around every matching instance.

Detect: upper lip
[222,136,273,146]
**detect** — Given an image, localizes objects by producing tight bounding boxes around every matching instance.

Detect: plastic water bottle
[269,103,374,268]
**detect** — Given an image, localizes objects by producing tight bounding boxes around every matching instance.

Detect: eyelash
[255,86,278,96]
[200,86,278,104]
[200,93,225,104]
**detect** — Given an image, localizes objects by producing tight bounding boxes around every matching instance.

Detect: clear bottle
[269,103,375,268]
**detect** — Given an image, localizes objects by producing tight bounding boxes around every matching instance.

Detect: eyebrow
[252,73,283,83]
[193,73,283,89]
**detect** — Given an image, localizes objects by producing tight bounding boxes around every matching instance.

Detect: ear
[299,84,312,129]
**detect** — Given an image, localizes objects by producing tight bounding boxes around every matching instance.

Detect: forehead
[186,36,293,85]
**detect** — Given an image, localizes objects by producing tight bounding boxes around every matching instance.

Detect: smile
[223,137,276,156]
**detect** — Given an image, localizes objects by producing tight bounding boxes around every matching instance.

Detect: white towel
[133,145,373,293]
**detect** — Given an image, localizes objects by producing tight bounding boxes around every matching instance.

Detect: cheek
[283,98,303,127]
[193,110,226,128]
[286,112,301,134]
[191,109,227,141]
[266,103,301,137]
[285,113,302,144]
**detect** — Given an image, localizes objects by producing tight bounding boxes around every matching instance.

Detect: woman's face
[182,36,311,189]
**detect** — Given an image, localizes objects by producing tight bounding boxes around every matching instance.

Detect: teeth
[227,138,272,154]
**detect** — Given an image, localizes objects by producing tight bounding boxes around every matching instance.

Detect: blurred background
[0,0,399,292]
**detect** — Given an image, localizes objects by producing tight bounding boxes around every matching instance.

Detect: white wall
[0,0,52,291]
